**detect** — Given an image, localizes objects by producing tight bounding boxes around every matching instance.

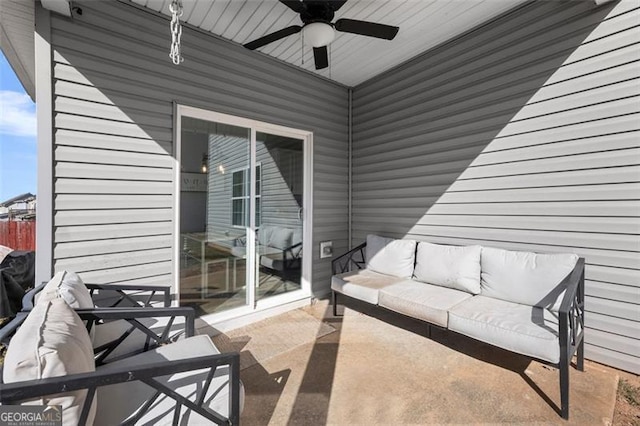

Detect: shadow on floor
[195,320,292,424]
[337,296,575,418]
[285,302,342,425]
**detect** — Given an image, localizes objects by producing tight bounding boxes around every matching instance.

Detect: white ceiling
[131,0,527,87]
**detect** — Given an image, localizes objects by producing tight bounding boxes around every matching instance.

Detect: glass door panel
[255,131,304,301]
[179,117,250,315]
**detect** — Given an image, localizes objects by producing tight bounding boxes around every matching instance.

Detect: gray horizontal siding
[49,0,348,293]
[352,1,640,373]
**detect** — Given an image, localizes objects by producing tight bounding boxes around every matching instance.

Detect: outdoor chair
[2,271,194,364]
[0,273,243,425]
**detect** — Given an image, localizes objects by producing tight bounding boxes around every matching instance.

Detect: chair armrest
[0,353,241,425]
[1,307,196,359]
[76,306,195,338]
[0,312,28,346]
[86,283,171,308]
[331,242,367,275]
[21,282,172,310]
[20,282,47,310]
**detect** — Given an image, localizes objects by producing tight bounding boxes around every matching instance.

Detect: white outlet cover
[320,241,333,259]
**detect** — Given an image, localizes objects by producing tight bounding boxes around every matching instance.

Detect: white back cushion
[480,247,579,311]
[39,270,93,309]
[269,227,293,250]
[257,226,275,246]
[366,234,416,278]
[3,297,96,425]
[414,242,481,294]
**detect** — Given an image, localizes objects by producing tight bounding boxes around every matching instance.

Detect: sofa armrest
[557,258,585,361]
[0,352,241,425]
[331,242,367,275]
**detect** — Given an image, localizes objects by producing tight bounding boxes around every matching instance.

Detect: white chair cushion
[379,280,472,327]
[331,269,405,305]
[3,297,96,425]
[448,295,560,364]
[481,247,579,311]
[365,234,416,278]
[39,270,93,309]
[95,335,244,425]
[413,242,481,294]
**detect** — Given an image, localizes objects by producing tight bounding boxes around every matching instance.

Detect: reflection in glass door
[179,117,251,316]
[255,132,304,301]
[177,106,310,321]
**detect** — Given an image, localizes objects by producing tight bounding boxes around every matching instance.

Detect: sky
[0,51,37,202]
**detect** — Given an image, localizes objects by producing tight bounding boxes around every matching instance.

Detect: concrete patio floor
[237,298,618,425]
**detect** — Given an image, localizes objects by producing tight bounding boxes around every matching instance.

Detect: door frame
[173,104,314,324]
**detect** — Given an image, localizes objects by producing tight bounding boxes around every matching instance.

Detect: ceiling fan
[244,0,399,70]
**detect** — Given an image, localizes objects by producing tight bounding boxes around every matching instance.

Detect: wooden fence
[0,221,36,251]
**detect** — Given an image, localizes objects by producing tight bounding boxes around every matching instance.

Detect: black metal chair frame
[21,281,172,310]
[0,283,242,425]
[0,337,241,425]
[331,242,585,420]
[4,281,194,365]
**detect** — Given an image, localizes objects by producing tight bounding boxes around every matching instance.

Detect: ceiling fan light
[303,22,335,47]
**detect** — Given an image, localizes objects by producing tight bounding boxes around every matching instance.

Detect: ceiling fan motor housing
[300,2,335,25]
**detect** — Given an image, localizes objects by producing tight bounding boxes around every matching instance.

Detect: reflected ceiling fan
[244,0,399,70]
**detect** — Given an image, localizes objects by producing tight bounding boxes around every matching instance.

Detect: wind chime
[169,0,184,64]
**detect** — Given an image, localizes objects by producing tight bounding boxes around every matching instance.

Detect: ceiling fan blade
[279,0,305,13]
[244,25,302,50]
[334,19,399,40]
[313,46,329,70]
[329,0,348,11]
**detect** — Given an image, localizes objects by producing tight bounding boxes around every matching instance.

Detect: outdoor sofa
[331,234,585,420]
[0,271,243,425]
[232,224,303,278]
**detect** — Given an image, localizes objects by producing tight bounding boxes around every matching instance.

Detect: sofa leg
[332,291,339,316]
[577,338,585,372]
[560,357,570,420]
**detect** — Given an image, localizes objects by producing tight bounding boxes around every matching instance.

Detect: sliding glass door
[179,117,251,316]
[255,131,304,301]
[177,106,310,320]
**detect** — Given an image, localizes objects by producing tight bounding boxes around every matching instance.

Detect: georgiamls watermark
[0,406,62,426]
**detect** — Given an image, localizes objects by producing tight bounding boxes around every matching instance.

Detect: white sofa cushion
[257,225,275,246]
[379,280,472,327]
[95,335,244,425]
[448,295,560,364]
[3,297,96,425]
[331,269,405,305]
[39,270,93,309]
[366,234,416,278]
[481,247,579,311]
[413,242,481,294]
[269,227,293,250]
